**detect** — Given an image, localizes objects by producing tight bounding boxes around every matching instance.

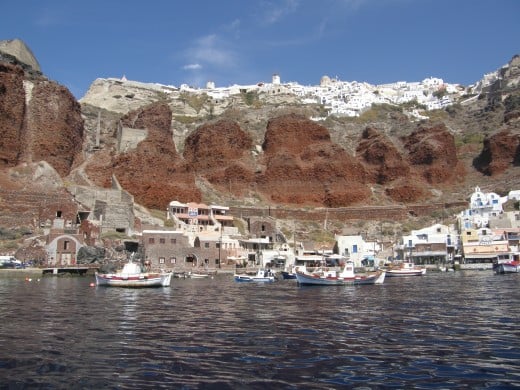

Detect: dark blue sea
[0,270,519,389]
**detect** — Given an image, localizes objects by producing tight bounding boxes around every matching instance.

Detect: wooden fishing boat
[95,260,172,287]
[295,261,385,286]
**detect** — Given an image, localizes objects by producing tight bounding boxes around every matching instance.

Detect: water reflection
[0,272,519,388]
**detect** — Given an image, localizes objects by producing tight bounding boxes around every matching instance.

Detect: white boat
[187,271,210,279]
[295,261,385,286]
[494,261,519,274]
[385,262,426,277]
[95,260,172,287]
[234,269,276,282]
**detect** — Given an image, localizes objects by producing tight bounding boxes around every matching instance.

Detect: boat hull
[494,263,519,274]
[234,275,275,282]
[295,270,385,286]
[385,269,426,277]
[95,272,172,287]
[280,271,296,280]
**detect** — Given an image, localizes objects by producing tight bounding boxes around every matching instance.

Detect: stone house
[142,230,241,272]
[46,218,84,266]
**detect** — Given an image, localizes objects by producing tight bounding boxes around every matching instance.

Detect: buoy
[89,282,96,287]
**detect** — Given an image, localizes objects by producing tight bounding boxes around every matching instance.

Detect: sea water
[0,271,519,389]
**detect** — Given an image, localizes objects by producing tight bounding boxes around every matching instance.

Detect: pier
[0,266,98,278]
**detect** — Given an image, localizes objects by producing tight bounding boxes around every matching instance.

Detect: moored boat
[186,271,210,279]
[385,262,426,277]
[493,260,519,274]
[280,265,306,280]
[234,269,276,282]
[280,270,296,280]
[295,261,385,286]
[95,260,172,287]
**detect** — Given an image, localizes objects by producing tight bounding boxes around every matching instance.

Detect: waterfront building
[397,224,457,268]
[333,235,382,267]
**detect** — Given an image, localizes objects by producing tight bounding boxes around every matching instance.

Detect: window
[170,257,176,264]
[352,244,358,253]
[159,238,165,244]
[204,243,209,248]
[148,238,155,244]
[159,257,165,264]
[171,238,176,244]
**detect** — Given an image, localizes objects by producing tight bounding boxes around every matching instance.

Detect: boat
[186,271,210,279]
[295,261,385,286]
[280,265,305,280]
[493,260,519,274]
[385,262,426,277]
[234,269,276,282]
[280,270,296,280]
[95,260,172,287]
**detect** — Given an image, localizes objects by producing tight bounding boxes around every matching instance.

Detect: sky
[1,0,519,99]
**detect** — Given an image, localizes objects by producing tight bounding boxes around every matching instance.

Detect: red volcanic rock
[85,102,201,209]
[0,63,25,167]
[184,119,253,171]
[403,123,461,184]
[183,119,255,196]
[26,82,84,176]
[385,183,429,203]
[258,114,370,207]
[262,113,331,156]
[474,129,520,175]
[356,126,410,184]
[0,62,83,176]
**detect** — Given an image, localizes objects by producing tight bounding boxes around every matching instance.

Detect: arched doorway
[185,254,198,268]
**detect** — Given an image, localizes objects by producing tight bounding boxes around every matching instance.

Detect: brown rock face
[403,123,461,184]
[0,63,25,166]
[0,62,83,176]
[26,82,84,176]
[474,129,520,175]
[183,119,256,196]
[385,183,429,203]
[85,102,201,209]
[184,119,253,171]
[258,114,370,207]
[356,126,409,184]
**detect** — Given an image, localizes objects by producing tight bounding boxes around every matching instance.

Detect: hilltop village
[6,185,519,274]
[97,69,489,120]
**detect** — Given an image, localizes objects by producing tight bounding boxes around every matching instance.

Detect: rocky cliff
[1,40,520,231]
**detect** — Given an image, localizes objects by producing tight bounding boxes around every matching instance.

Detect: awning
[463,253,498,260]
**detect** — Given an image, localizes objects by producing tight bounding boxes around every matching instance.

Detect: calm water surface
[0,271,519,389]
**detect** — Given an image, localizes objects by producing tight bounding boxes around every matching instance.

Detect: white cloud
[184,34,237,68]
[183,63,202,70]
[261,0,300,24]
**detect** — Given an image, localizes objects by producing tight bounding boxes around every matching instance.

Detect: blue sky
[1,0,519,99]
